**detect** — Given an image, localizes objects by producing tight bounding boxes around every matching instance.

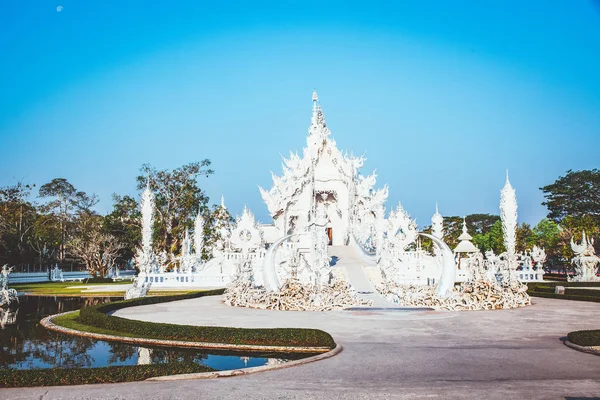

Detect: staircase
[328,245,394,308]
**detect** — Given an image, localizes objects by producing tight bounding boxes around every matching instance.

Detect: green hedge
[73,289,336,350]
[568,330,600,347]
[0,363,213,388]
[527,282,600,303]
[84,277,117,284]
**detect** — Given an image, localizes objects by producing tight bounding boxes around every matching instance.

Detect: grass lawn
[12,281,204,297]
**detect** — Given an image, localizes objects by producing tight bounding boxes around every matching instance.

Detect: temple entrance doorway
[327,228,333,245]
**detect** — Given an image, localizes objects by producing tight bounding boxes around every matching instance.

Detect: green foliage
[472,220,506,254]
[72,290,336,350]
[0,182,38,265]
[532,219,560,250]
[136,161,215,266]
[541,169,600,223]
[567,330,600,347]
[103,194,142,262]
[433,214,500,250]
[38,178,99,263]
[0,363,214,388]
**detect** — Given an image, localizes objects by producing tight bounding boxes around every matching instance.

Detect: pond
[0,296,310,371]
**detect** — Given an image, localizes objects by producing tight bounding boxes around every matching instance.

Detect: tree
[136,161,213,263]
[515,222,534,253]
[103,194,141,264]
[434,214,500,251]
[68,213,124,278]
[28,213,61,265]
[467,214,501,235]
[39,178,97,263]
[472,220,505,254]
[0,182,37,265]
[541,169,600,223]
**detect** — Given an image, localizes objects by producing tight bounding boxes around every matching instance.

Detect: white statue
[500,171,518,274]
[0,265,18,307]
[569,231,600,282]
[531,246,547,270]
[124,277,152,300]
[135,182,158,274]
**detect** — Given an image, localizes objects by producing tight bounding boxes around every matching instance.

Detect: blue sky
[1,1,599,228]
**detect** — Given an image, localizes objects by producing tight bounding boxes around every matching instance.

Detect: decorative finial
[462,217,468,234]
[506,169,510,183]
[221,195,226,209]
[312,89,318,111]
[435,202,439,214]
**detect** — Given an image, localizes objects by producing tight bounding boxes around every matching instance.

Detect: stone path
[4,295,600,399]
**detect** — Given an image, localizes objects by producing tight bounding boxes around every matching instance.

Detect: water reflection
[0,296,310,371]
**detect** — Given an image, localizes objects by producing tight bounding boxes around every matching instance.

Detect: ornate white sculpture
[135,182,158,274]
[179,230,194,273]
[431,203,444,239]
[193,211,205,264]
[0,265,18,307]
[569,232,600,282]
[124,277,152,300]
[500,171,518,272]
[377,203,419,280]
[531,246,546,269]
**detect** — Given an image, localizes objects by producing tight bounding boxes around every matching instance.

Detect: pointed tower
[431,203,444,239]
[500,170,518,264]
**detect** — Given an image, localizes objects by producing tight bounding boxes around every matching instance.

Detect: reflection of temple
[137,347,152,365]
[259,91,387,246]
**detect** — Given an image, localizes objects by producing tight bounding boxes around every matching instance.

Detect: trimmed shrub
[568,330,600,347]
[0,363,213,388]
[74,289,336,350]
[527,281,600,303]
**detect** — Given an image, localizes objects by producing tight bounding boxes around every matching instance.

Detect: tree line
[0,160,232,277]
[1,167,598,275]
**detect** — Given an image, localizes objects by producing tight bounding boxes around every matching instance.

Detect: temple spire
[312,89,318,112]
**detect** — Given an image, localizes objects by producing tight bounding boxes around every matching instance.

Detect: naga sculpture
[124,277,152,300]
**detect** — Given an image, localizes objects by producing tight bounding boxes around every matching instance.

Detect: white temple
[259,90,388,247]
[134,91,545,299]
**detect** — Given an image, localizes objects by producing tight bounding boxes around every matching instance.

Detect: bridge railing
[348,234,378,267]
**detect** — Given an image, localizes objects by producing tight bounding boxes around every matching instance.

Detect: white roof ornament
[312,89,318,111]
[221,195,226,209]
[455,217,478,253]
[458,217,472,241]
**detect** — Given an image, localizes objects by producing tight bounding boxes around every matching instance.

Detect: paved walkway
[328,245,393,307]
[4,295,600,399]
